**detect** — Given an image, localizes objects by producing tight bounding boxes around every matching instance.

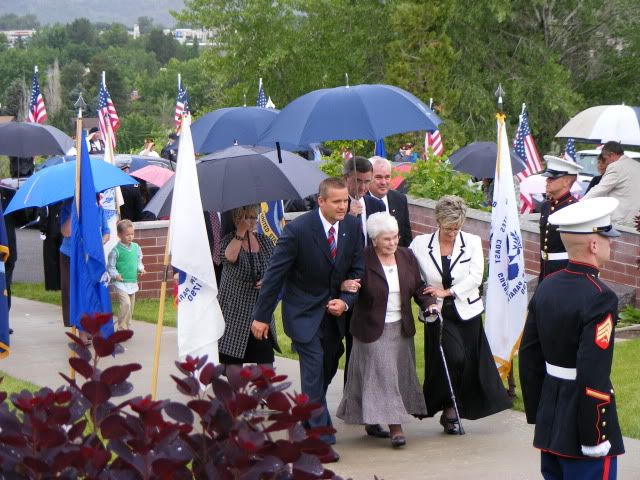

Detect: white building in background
[162,28,217,47]
[1,30,36,46]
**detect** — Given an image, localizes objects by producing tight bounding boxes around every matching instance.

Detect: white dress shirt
[319,209,339,247]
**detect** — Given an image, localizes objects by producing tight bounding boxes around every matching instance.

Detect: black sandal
[365,424,390,438]
[439,415,460,435]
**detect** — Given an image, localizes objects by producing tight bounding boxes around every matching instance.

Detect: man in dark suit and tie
[368,156,413,247]
[342,156,385,392]
[344,156,386,245]
[251,177,364,462]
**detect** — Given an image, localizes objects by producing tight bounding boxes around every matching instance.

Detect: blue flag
[69,131,113,338]
[374,138,387,158]
[0,201,9,358]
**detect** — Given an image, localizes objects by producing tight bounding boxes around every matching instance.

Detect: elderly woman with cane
[410,195,511,434]
[337,212,438,448]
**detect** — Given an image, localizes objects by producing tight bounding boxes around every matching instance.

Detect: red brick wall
[134,221,169,299]
[408,198,640,307]
[135,202,640,306]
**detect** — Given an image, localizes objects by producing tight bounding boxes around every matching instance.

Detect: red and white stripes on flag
[514,105,543,182]
[28,66,47,124]
[174,74,189,131]
[425,130,444,156]
[98,73,120,149]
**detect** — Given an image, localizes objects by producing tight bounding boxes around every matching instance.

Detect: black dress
[422,255,511,420]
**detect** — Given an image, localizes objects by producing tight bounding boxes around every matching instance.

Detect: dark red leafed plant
[0,313,344,479]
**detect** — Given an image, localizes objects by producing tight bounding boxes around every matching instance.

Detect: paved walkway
[2,297,639,479]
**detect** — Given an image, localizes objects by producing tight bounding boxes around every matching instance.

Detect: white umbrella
[556,105,640,145]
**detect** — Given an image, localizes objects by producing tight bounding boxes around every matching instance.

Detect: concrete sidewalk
[2,297,639,479]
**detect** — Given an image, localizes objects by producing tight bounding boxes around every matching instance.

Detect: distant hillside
[0,0,185,27]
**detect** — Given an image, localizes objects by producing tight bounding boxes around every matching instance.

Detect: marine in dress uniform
[519,197,624,480]
[538,155,582,281]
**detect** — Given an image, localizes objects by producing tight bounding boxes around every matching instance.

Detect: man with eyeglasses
[538,155,582,281]
[582,141,640,227]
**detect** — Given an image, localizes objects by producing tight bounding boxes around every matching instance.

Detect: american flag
[174,76,189,130]
[28,67,47,124]
[563,138,576,162]
[514,105,543,182]
[425,130,444,156]
[98,78,120,149]
[257,79,268,108]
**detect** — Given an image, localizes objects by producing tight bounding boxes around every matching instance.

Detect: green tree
[117,112,164,153]
[0,13,40,30]
[137,16,155,35]
[30,24,68,50]
[100,23,130,48]
[144,29,179,65]
[67,18,97,46]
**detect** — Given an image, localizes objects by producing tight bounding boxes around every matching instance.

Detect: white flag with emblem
[170,115,225,363]
[485,113,528,379]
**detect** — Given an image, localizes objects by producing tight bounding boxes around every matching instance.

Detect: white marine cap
[541,155,583,178]
[548,197,620,237]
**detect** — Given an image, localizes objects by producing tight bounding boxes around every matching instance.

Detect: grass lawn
[11,282,640,439]
[0,370,39,395]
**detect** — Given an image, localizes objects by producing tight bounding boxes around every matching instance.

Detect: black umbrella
[0,122,75,157]
[448,141,526,178]
[144,145,327,217]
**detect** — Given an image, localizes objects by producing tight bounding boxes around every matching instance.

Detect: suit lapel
[428,232,443,277]
[334,217,351,266]
[311,211,334,264]
[367,247,386,282]
[387,191,397,215]
[449,232,466,271]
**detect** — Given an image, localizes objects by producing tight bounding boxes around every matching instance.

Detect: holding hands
[424,286,452,299]
[340,278,361,293]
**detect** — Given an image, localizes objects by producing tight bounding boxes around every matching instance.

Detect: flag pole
[150,223,172,399]
[69,97,85,380]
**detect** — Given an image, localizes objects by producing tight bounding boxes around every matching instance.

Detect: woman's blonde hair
[231,204,260,224]
[435,195,467,228]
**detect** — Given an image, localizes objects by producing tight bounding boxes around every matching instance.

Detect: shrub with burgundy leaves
[0,313,344,479]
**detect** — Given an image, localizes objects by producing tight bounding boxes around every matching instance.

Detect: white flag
[100,122,123,261]
[170,115,225,363]
[485,114,528,379]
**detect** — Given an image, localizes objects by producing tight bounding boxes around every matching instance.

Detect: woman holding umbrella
[409,195,511,433]
[217,204,278,373]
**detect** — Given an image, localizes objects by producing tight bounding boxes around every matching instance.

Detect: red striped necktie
[327,226,337,260]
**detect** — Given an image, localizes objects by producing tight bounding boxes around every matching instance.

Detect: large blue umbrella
[258,84,442,146]
[189,107,280,154]
[5,159,137,214]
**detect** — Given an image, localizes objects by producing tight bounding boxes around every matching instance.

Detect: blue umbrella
[448,141,527,179]
[189,107,280,154]
[258,84,442,146]
[5,159,137,214]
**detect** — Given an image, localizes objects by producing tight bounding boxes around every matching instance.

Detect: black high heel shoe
[439,415,460,435]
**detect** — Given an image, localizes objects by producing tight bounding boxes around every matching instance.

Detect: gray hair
[435,195,467,227]
[367,212,399,240]
[369,155,392,172]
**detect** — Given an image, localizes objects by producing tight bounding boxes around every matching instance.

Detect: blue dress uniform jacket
[519,261,624,458]
[539,191,577,280]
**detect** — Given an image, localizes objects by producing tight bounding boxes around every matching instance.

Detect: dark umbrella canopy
[144,145,327,217]
[448,141,527,179]
[258,84,442,146]
[0,122,74,156]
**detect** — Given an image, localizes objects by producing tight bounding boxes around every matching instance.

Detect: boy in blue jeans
[108,219,145,331]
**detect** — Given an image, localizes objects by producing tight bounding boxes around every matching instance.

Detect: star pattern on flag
[28,71,47,124]
[98,80,120,148]
[175,80,190,130]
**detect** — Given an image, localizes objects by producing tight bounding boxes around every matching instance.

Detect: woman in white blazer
[410,196,511,434]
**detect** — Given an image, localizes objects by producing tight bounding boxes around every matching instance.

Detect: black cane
[435,311,465,435]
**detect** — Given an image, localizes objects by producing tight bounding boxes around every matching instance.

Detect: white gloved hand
[581,440,611,457]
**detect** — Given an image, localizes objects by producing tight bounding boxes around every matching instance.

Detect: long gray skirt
[337,320,427,425]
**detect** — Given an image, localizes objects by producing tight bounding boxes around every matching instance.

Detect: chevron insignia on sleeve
[585,387,611,402]
[595,314,613,350]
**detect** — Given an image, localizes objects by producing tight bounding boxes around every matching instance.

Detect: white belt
[541,251,569,261]
[546,362,576,380]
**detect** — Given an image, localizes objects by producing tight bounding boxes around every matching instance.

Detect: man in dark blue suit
[252,177,364,462]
